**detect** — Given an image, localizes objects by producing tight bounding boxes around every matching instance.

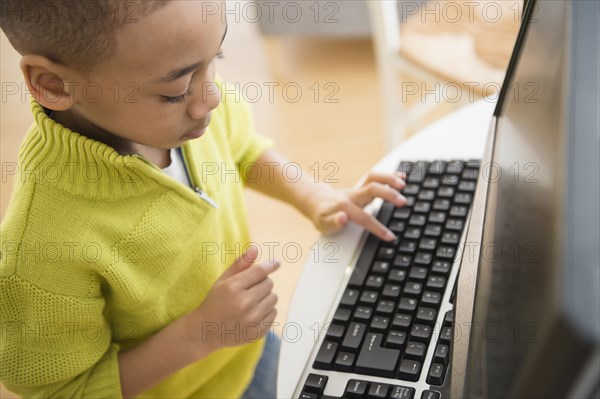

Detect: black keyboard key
[402,183,420,197]
[389,220,406,234]
[444,311,454,326]
[342,322,367,351]
[404,196,416,207]
[441,231,460,245]
[437,186,455,198]
[454,193,472,205]
[354,306,374,321]
[300,393,318,399]
[386,330,406,349]
[431,260,451,274]
[366,275,384,289]
[410,323,432,342]
[372,261,391,274]
[381,235,401,248]
[394,254,412,268]
[388,269,407,283]
[445,218,464,231]
[398,297,418,313]
[409,214,426,226]
[404,227,422,240]
[407,162,427,184]
[419,238,437,251]
[413,201,431,213]
[416,307,437,325]
[462,168,479,181]
[440,327,452,343]
[397,358,421,381]
[409,266,428,280]
[398,161,414,174]
[445,161,464,174]
[433,198,451,211]
[404,282,423,296]
[441,174,460,186]
[422,291,442,306]
[418,190,436,201]
[333,307,352,324]
[428,161,446,175]
[424,224,442,237]
[314,341,338,369]
[421,389,441,399]
[377,248,395,260]
[392,313,412,329]
[434,344,449,365]
[449,205,468,218]
[376,300,396,315]
[399,241,417,254]
[405,341,427,359]
[326,324,345,341]
[458,180,476,192]
[376,201,395,226]
[367,382,390,399]
[394,207,412,219]
[334,351,355,372]
[370,316,390,331]
[360,291,379,305]
[426,276,447,290]
[390,385,415,399]
[414,252,433,266]
[428,211,447,224]
[304,373,328,394]
[466,159,481,168]
[427,363,445,385]
[382,284,402,299]
[345,379,369,399]
[355,333,401,378]
[349,234,379,287]
[436,246,456,260]
[340,289,359,307]
[423,177,440,189]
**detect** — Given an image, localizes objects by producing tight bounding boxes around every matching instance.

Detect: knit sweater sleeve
[0,274,123,399]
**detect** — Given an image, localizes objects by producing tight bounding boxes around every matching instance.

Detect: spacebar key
[355,333,400,378]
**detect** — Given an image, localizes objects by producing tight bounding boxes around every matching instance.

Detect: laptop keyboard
[299,160,480,399]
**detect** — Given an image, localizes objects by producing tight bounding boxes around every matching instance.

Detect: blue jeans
[241,332,281,399]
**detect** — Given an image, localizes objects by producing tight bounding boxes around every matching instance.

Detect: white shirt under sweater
[162,148,192,187]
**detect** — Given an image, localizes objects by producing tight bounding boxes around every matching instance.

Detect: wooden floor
[0,17,464,398]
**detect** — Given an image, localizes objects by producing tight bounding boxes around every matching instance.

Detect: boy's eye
[162,87,193,104]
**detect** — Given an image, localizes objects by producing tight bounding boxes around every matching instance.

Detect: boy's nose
[187,81,221,120]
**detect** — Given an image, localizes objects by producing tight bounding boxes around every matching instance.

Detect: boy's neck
[51,108,172,168]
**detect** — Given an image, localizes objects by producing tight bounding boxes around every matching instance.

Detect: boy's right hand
[183,245,280,354]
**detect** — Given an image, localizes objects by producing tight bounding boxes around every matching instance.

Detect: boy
[0,1,407,398]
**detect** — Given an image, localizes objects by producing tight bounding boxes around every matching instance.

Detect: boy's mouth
[182,118,211,139]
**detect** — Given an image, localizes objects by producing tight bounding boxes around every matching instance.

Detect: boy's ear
[19,55,78,111]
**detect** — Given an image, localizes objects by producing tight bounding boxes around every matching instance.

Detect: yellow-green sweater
[0,95,274,398]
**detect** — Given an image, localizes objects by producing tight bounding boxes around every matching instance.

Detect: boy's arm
[244,148,408,241]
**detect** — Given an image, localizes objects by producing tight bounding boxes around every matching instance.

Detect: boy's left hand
[304,171,408,241]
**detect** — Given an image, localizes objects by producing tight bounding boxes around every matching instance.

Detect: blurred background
[1,1,520,396]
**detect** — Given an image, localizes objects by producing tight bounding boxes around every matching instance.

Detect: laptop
[288,0,600,398]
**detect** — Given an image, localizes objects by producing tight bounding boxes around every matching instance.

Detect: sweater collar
[19,100,197,201]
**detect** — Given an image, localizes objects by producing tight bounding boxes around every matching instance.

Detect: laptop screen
[463,0,600,397]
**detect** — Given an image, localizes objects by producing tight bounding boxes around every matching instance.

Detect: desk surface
[277,99,497,398]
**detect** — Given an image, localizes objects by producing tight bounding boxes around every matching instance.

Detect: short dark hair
[0,0,169,71]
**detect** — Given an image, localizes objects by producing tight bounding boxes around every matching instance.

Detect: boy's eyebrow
[157,23,228,83]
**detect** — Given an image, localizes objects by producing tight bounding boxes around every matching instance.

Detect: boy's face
[62,1,226,149]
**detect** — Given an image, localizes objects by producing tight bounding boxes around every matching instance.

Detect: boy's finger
[363,172,406,191]
[233,260,281,288]
[350,182,406,208]
[320,211,348,235]
[342,201,396,242]
[219,245,259,280]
